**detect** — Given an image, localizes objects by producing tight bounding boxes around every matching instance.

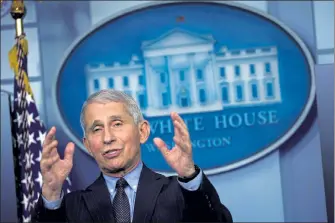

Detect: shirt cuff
[178,170,203,191]
[42,191,63,210]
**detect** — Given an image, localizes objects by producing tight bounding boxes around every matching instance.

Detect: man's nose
[103,129,115,144]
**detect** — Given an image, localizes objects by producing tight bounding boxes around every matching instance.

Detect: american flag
[9,33,73,222]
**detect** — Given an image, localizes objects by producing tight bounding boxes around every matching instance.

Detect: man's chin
[102,164,126,175]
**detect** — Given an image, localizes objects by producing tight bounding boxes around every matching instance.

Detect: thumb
[64,142,75,164]
[153,137,169,157]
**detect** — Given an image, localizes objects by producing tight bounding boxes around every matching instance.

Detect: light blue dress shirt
[42,161,203,221]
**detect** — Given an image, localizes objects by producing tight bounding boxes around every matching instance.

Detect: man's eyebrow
[87,116,125,131]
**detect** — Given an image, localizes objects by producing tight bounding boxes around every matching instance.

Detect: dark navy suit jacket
[32,164,233,222]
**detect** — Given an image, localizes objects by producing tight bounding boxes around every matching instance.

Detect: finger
[48,153,61,168]
[153,137,170,156]
[43,126,56,147]
[171,112,185,139]
[171,112,188,130]
[42,140,58,159]
[173,136,191,153]
[41,151,60,172]
[64,142,75,165]
[173,120,189,139]
[49,146,60,162]
[173,119,181,139]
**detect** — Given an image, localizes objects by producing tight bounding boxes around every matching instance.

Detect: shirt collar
[103,161,143,193]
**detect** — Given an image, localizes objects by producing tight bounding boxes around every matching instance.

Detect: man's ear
[139,120,150,144]
[83,137,93,156]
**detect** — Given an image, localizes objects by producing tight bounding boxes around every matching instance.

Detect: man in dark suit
[32,89,233,222]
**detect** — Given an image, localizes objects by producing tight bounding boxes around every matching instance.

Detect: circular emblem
[53,1,315,175]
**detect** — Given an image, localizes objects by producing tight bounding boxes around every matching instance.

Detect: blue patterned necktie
[113,178,131,223]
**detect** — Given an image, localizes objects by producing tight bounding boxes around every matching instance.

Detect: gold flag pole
[8,0,29,79]
[10,0,26,37]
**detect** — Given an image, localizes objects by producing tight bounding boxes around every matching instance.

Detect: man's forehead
[87,101,124,108]
[85,102,132,120]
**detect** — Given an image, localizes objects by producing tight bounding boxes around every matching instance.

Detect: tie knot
[116,178,128,189]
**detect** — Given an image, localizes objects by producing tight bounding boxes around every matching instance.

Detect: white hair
[80,89,144,135]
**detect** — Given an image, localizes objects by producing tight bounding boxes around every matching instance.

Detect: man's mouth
[103,149,122,158]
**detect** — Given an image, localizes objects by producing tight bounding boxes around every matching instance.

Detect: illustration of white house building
[85,28,282,117]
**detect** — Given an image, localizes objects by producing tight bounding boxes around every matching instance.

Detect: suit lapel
[133,164,166,223]
[82,174,115,223]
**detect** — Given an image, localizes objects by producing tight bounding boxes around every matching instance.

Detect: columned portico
[85,28,281,117]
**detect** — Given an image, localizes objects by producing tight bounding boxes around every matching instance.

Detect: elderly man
[32,89,232,222]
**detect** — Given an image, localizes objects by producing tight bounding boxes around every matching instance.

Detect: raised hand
[154,112,195,178]
[40,126,75,201]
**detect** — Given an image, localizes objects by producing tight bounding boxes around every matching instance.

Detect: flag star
[34,194,39,203]
[25,173,33,192]
[28,171,33,185]
[26,151,35,169]
[26,111,36,127]
[21,193,30,211]
[22,215,31,223]
[29,202,36,213]
[15,90,22,104]
[36,131,46,147]
[33,192,40,205]
[23,171,33,191]
[21,172,30,191]
[29,152,35,166]
[25,150,35,170]
[16,133,23,146]
[34,192,40,203]
[35,150,42,163]
[24,152,32,170]
[14,111,23,128]
[35,171,43,188]
[35,116,44,127]
[30,177,35,189]
[28,132,36,147]
[26,93,34,106]
[29,198,38,211]
[30,192,40,211]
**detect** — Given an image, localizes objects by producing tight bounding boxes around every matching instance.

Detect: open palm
[41,127,74,200]
[154,112,195,177]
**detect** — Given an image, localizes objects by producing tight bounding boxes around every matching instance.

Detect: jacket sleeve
[31,194,67,222]
[180,172,233,222]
